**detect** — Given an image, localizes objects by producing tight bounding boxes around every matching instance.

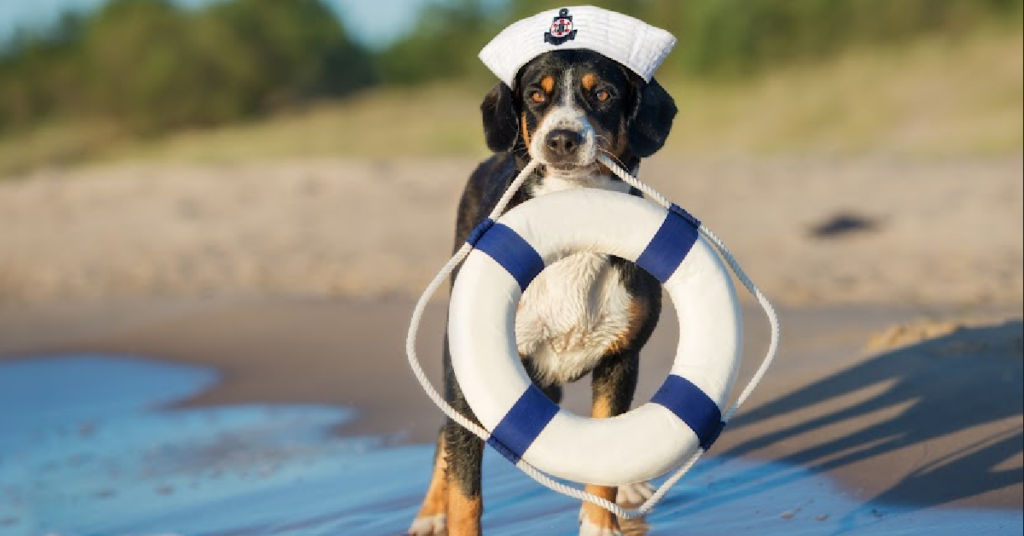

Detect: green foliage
[672,0,1024,76]
[0,12,88,130]
[381,0,1024,83]
[0,0,375,136]
[376,0,501,85]
[0,0,1020,139]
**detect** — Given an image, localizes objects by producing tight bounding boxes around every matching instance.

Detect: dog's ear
[628,78,676,158]
[481,82,519,153]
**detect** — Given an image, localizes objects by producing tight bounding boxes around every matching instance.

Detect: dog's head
[481,49,676,177]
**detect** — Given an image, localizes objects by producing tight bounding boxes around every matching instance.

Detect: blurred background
[1,0,1021,306]
[1,0,1021,168]
[0,2,1021,534]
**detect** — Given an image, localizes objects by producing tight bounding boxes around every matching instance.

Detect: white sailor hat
[479,6,677,87]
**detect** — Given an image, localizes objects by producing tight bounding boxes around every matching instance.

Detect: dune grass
[0,25,1019,177]
[0,84,490,177]
[664,27,1023,157]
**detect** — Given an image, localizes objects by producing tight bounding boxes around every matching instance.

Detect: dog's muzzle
[543,129,584,163]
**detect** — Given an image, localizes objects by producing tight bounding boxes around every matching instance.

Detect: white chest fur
[513,173,636,386]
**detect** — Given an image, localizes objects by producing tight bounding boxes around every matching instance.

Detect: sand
[2,155,1021,306]
[1,154,1021,532]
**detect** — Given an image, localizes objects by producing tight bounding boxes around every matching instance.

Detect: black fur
[415,48,675,534]
[482,50,677,171]
[480,83,520,153]
[628,78,677,157]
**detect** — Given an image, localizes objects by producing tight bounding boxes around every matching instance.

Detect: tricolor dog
[411,7,677,536]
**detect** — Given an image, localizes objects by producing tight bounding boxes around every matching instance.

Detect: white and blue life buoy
[448,188,744,487]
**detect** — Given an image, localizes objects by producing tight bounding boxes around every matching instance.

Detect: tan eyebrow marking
[581,73,599,91]
[540,76,555,93]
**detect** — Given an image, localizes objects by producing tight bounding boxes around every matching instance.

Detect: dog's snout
[544,129,583,160]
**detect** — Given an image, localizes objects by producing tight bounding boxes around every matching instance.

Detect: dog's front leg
[580,350,640,536]
[409,428,448,535]
[442,333,485,536]
[445,404,484,535]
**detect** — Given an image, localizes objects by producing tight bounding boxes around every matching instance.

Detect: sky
[0,0,475,50]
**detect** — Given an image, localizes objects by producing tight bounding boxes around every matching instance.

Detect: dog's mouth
[546,162,586,172]
[539,151,602,174]
[542,161,600,178]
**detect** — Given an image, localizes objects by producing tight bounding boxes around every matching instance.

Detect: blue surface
[0,355,217,448]
[0,356,1020,536]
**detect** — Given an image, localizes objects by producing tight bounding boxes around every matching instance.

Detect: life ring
[448,188,743,486]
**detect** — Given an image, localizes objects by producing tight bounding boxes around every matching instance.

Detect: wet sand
[1,353,1018,535]
[1,296,1020,515]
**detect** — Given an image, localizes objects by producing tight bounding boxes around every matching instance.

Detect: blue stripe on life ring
[635,205,699,284]
[466,218,495,247]
[487,384,559,464]
[651,374,725,450]
[473,223,545,291]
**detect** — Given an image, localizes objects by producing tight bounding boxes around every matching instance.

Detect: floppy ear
[628,78,677,158]
[480,82,520,152]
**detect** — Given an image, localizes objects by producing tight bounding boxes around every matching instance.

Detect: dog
[410,48,676,536]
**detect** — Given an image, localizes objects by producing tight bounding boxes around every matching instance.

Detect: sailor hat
[479,6,677,87]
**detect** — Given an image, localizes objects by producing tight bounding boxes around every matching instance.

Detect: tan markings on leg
[447,486,483,536]
[415,436,448,520]
[582,393,624,531]
[581,72,599,91]
[582,483,620,531]
[521,111,531,147]
[592,391,614,420]
[606,299,647,355]
[540,75,555,94]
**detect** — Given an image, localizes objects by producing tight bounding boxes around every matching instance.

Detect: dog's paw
[408,513,446,536]
[579,517,624,536]
[616,481,655,506]
[579,508,623,536]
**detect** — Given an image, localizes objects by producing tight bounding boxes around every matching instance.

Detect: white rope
[597,154,782,422]
[405,159,541,442]
[405,156,780,520]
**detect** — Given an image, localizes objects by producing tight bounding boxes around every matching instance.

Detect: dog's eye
[529,90,546,104]
[595,89,611,103]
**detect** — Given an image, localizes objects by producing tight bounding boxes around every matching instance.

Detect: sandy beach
[2,155,1021,306]
[1,154,1021,534]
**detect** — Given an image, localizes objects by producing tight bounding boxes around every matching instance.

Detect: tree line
[1,0,1020,137]
[0,0,375,135]
[381,0,1022,83]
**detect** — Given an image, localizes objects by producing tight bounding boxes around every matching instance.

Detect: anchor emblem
[544,8,577,45]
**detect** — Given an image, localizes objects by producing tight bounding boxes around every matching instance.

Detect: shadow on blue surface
[0,355,1019,536]
[722,321,1023,518]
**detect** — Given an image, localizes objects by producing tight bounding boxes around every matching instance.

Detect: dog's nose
[544,129,583,160]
